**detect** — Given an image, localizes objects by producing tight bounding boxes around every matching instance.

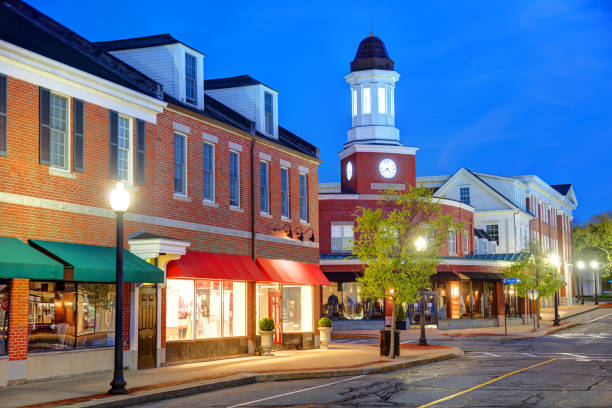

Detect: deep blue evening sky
[30,0,612,222]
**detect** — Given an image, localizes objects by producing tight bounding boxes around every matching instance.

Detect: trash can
[379,330,400,357]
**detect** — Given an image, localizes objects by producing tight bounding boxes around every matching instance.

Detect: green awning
[30,240,163,283]
[0,237,64,279]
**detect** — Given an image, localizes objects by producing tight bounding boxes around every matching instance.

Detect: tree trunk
[390,303,396,359]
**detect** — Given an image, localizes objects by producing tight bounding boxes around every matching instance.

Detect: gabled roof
[95,33,205,56]
[0,0,162,99]
[551,184,572,196]
[205,75,278,93]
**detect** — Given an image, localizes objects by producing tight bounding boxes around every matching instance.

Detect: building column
[8,279,28,383]
[495,281,505,326]
[247,281,256,354]
[313,285,321,347]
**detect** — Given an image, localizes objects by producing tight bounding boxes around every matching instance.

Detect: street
[140,308,612,407]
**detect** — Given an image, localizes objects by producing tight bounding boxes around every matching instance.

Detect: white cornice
[318,192,474,212]
[0,40,166,123]
[344,69,400,83]
[338,144,418,160]
[321,258,509,267]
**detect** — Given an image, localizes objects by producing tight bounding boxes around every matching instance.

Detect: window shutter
[136,119,145,185]
[39,87,51,165]
[109,110,118,179]
[0,75,6,155]
[73,99,84,172]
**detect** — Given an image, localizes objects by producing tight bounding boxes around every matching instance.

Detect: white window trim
[264,91,274,136]
[362,87,371,114]
[448,230,457,256]
[260,160,270,215]
[351,88,357,117]
[377,87,386,114]
[203,141,215,203]
[299,172,308,222]
[184,52,197,106]
[118,113,134,185]
[331,222,354,253]
[49,90,71,172]
[173,132,188,197]
[280,166,290,219]
[229,150,240,208]
[463,231,469,255]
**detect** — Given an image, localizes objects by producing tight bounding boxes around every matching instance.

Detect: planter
[395,320,407,330]
[379,330,400,357]
[260,330,274,356]
[318,326,332,349]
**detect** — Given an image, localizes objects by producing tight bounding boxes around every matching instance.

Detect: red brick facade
[8,279,28,361]
[340,151,416,194]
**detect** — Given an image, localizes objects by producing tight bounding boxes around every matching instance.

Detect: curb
[78,352,459,408]
[544,322,580,335]
[558,307,600,321]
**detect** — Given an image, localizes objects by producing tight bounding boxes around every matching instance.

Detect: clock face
[346,161,353,181]
[378,158,397,179]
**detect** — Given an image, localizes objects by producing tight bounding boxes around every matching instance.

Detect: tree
[573,212,612,282]
[352,185,464,357]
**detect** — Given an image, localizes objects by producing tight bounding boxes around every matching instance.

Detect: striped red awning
[166,251,268,281]
[256,258,330,286]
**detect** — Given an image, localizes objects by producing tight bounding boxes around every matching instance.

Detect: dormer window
[264,92,273,135]
[185,53,197,105]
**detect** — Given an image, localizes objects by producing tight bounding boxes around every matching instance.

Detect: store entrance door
[269,292,281,344]
[138,285,157,369]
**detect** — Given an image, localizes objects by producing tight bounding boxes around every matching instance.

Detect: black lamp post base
[418,339,428,346]
[109,373,128,395]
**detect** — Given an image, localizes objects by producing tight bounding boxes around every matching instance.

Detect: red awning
[167,251,268,281]
[256,258,330,286]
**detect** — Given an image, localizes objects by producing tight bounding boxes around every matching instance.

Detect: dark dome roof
[350,34,394,72]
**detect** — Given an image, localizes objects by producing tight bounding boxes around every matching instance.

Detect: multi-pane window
[331,224,354,252]
[185,53,197,105]
[260,161,269,214]
[117,115,131,181]
[427,228,435,247]
[0,75,6,155]
[229,151,240,207]
[486,224,499,245]
[264,92,273,135]
[464,231,469,255]
[378,87,386,113]
[49,93,68,169]
[362,87,371,114]
[351,88,357,117]
[448,230,457,255]
[459,186,470,205]
[174,134,187,195]
[203,143,214,201]
[299,173,308,222]
[280,167,289,218]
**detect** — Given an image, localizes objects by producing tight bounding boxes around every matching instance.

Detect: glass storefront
[458,280,496,319]
[28,281,116,351]
[166,279,246,341]
[0,280,8,355]
[322,283,384,320]
[504,284,521,318]
[282,285,312,332]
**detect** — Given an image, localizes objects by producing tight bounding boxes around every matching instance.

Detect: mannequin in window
[327,290,338,319]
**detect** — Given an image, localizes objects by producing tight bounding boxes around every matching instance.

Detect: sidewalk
[0,343,462,408]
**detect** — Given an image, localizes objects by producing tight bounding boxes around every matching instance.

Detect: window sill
[173,193,191,202]
[281,216,292,222]
[0,151,6,157]
[125,183,139,192]
[202,199,219,208]
[260,212,273,219]
[229,205,244,213]
[300,220,310,226]
[49,167,76,179]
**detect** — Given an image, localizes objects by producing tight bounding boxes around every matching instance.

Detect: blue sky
[30,0,612,222]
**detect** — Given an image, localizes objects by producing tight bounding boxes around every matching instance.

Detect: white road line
[401,340,416,344]
[584,312,612,324]
[521,352,537,357]
[227,375,365,408]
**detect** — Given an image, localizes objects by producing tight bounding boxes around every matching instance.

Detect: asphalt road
[140,308,612,407]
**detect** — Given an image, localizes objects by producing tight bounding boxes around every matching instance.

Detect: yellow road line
[416,358,558,408]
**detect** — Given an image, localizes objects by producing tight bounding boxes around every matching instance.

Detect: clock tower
[340,34,418,194]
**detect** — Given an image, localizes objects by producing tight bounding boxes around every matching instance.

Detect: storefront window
[0,280,9,355]
[28,281,76,351]
[341,282,363,320]
[77,283,115,347]
[167,279,246,341]
[256,283,281,334]
[459,280,497,319]
[282,285,313,332]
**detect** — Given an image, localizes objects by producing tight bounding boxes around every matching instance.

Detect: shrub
[318,317,332,327]
[395,305,406,321]
[259,317,275,332]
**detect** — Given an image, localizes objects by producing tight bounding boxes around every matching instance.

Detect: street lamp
[415,236,428,346]
[591,260,599,305]
[549,254,561,327]
[108,182,130,395]
[576,261,585,305]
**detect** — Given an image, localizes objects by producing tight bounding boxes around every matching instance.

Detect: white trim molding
[173,122,190,134]
[202,133,218,144]
[298,165,309,174]
[338,143,418,160]
[280,159,292,168]
[259,152,271,161]
[318,192,475,212]
[128,237,191,259]
[228,141,243,152]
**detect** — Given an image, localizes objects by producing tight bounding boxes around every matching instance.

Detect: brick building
[0,0,325,386]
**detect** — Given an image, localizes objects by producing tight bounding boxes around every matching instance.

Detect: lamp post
[415,236,428,346]
[549,254,561,327]
[591,261,599,305]
[108,182,130,395]
[577,261,585,305]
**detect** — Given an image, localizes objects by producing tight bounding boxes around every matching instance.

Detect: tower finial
[370,23,373,37]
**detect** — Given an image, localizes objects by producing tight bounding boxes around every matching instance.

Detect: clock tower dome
[340,34,418,194]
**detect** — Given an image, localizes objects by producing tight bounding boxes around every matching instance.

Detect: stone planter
[260,330,274,356]
[318,326,332,349]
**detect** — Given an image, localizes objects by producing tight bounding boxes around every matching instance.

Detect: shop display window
[256,283,281,335]
[29,281,77,350]
[282,285,312,333]
[0,280,9,355]
[322,282,384,320]
[77,283,116,347]
[167,279,246,341]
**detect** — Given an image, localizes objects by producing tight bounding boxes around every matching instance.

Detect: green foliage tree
[352,185,464,357]
[573,212,612,282]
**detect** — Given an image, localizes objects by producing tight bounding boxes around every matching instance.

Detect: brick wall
[8,278,28,361]
[340,151,416,194]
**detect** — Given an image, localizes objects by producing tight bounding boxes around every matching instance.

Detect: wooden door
[138,285,157,369]
[269,292,281,344]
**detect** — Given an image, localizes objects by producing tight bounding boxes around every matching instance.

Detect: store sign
[504,278,521,284]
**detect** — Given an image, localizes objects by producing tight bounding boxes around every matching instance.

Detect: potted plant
[258,318,275,356]
[395,305,407,330]
[318,317,332,349]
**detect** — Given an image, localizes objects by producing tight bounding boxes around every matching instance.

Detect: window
[362,87,371,114]
[117,115,131,181]
[282,285,313,332]
[459,187,470,205]
[464,231,469,255]
[185,53,197,105]
[299,173,308,222]
[390,87,395,116]
[264,92,273,135]
[135,120,145,184]
[203,143,214,201]
[77,283,116,347]
[448,230,457,255]
[174,133,187,195]
[0,280,8,355]
[260,161,269,213]
[1,75,7,155]
[427,228,435,247]
[331,223,354,252]
[229,151,240,207]
[256,282,280,334]
[378,87,386,113]
[280,167,289,218]
[486,224,499,245]
[50,93,69,169]
[166,279,246,341]
[351,88,357,117]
